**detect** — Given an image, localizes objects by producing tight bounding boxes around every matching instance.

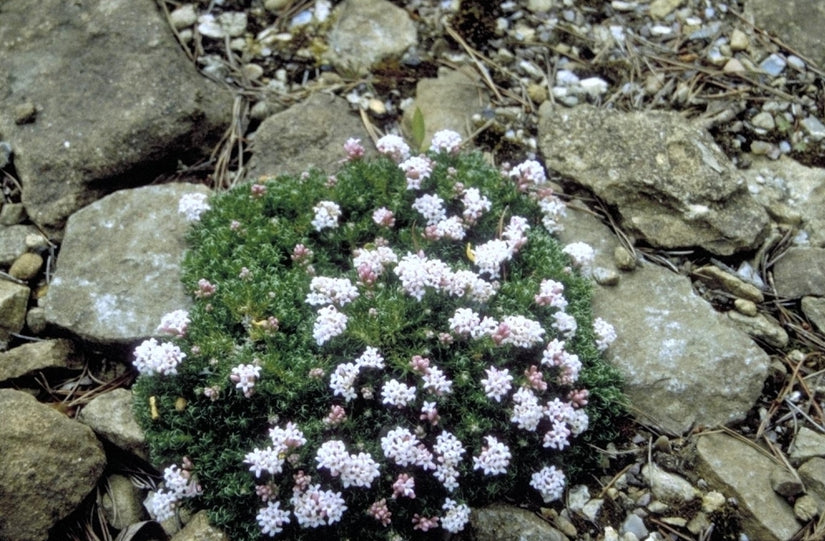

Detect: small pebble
[729,28,749,51]
[593,267,620,286]
[751,112,775,130]
[241,64,264,81]
[527,83,548,104]
[794,495,820,522]
[264,0,291,12]
[0,203,26,226]
[723,58,745,73]
[621,513,649,539]
[734,298,758,317]
[801,116,825,141]
[760,53,787,77]
[750,141,773,155]
[26,307,47,335]
[9,252,44,281]
[14,102,37,124]
[614,246,636,271]
[787,55,806,71]
[0,141,11,169]
[169,4,197,29]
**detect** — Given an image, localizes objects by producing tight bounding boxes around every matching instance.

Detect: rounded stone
[9,252,43,280]
[614,245,636,271]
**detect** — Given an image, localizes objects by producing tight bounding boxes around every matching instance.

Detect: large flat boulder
[538,104,769,255]
[0,0,230,237]
[44,183,209,344]
[556,207,770,435]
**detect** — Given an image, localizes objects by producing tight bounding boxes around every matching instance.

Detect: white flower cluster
[481,366,513,402]
[441,498,471,533]
[530,465,566,503]
[472,435,511,476]
[429,129,463,154]
[538,193,567,233]
[412,193,446,225]
[328,348,386,401]
[352,246,398,278]
[535,279,567,310]
[448,309,544,348]
[231,363,262,397]
[381,379,417,408]
[290,484,347,528]
[376,134,410,162]
[257,501,291,536]
[150,464,201,521]
[315,440,381,489]
[156,309,190,337]
[312,305,348,345]
[562,241,595,275]
[381,426,435,470]
[245,422,307,479]
[178,192,210,221]
[311,201,342,231]
[399,155,433,190]
[542,339,583,385]
[306,276,359,306]
[461,187,491,223]
[433,431,466,492]
[509,159,547,188]
[395,252,497,302]
[133,338,186,376]
[594,317,617,352]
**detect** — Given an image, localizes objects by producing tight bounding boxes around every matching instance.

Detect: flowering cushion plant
[132,131,624,539]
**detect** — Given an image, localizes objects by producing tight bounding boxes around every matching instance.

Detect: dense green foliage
[133,145,625,539]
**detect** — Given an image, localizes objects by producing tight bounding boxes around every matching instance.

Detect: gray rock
[0,339,81,382]
[538,104,769,255]
[101,474,146,529]
[799,457,825,505]
[9,252,43,281]
[642,464,697,504]
[325,0,417,74]
[794,494,820,522]
[0,224,40,266]
[45,184,209,344]
[802,296,825,333]
[743,157,825,247]
[0,389,106,541]
[170,510,229,541]
[472,504,568,541]
[801,116,825,141]
[760,53,787,77]
[770,466,804,497]
[772,247,825,298]
[752,112,776,131]
[621,513,649,540]
[747,0,825,69]
[0,0,230,237]
[726,311,789,349]
[556,208,769,435]
[0,203,27,225]
[246,93,375,179]
[77,388,148,459]
[169,4,198,29]
[595,262,768,434]
[0,279,30,335]
[696,432,801,541]
[402,66,490,150]
[693,265,764,302]
[789,426,825,460]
